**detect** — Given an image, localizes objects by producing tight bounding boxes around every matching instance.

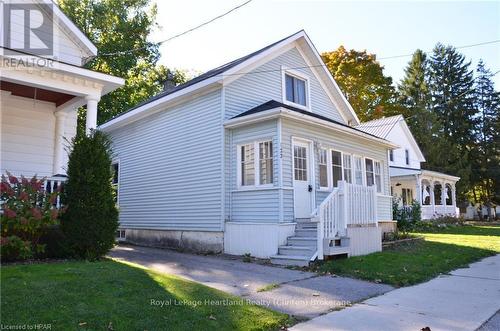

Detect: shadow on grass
[1,259,289,331]
[314,239,497,287]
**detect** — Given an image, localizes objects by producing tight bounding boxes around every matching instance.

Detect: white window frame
[318,147,330,190]
[237,140,274,189]
[364,157,384,193]
[111,159,120,205]
[353,154,365,186]
[405,149,410,165]
[281,67,311,111]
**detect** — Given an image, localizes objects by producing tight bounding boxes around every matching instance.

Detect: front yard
[1,260,290,331]
[314,225,500,287]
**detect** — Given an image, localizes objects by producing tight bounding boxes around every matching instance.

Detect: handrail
[311,187,340,260]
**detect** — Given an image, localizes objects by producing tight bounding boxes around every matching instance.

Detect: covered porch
[390,167,460,219]
[0,51,124,179]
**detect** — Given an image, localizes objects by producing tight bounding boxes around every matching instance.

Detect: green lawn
[1,259,290,331]
[314,226,500,287]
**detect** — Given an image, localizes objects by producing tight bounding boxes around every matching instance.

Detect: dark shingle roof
[233,100,386,141]
[102,31,305,125]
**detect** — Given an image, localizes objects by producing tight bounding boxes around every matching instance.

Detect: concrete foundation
[124,229,224,254]
[378,220,398,237]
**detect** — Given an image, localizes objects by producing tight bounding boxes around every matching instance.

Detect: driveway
[291,254,500,331]
[109,244,393,318]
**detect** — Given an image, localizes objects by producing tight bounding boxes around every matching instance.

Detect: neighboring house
[357,115,460,219]
[101,30,398,266]
[0,0,124,189]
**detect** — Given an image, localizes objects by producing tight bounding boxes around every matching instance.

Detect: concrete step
[295,229,317,237]
[287,236,317,247]
[278,245,316,256]
[296,222,318,230]
[270,254,312,267]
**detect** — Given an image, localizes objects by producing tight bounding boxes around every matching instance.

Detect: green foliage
[61,131,118,260]
[392,199,422,232]
[58,0,187,127]
[0,173,62,261]
[322,46,401,121]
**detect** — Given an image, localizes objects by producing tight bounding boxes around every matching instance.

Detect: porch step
[269,255,311,267]
[296,222,318,230]
[278,245,316,256]
[287,237,317,247]
[294,229,317,237]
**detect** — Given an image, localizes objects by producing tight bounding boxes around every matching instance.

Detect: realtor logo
[3,2,53,55]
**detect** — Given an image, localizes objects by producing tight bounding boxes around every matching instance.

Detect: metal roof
[355,115,403,138]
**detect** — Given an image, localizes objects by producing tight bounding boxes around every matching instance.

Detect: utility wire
[95,0,253,58]
[378,39,500,60]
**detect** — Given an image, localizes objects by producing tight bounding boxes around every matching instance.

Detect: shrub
[61,130,118,260]
[393,198,422,232]
[0,173,62,261]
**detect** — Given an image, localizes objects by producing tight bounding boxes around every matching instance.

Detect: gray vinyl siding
[108,90,223,231]
[281,118,391,218]
[224,47,345,123]
[228,120,280,222]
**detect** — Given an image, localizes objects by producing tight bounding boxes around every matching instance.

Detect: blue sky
[152,0,500,87]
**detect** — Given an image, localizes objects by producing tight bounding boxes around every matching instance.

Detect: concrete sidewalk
[109,244,392,318]
[291,254,500,331]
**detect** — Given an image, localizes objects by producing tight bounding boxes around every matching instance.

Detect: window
[294,145,308,181]
[111,162,119,203]
[389,150,394,162]
[285,74,307,106]
[331,150,342,187]
[319,148,328,188]
[434,183,442,205]
[405,149,410,165]
[343,154,352,184]
[445,184,453,205]
[374,161,382,193]
[354,156,363,185]
[365,159,374,187]
[239,141,274,187]
[259,141,273,185]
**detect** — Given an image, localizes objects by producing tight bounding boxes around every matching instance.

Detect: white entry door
[293,140,313,218]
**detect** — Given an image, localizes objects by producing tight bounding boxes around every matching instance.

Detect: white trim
[277,118,284,222]
[220,86,226,228]
[236,139,275,190]
[281,66,311,111]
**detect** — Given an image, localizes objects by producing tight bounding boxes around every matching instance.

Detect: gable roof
[356,115,426,162]
[100,30,360,131]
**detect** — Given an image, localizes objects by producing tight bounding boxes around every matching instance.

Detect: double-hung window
[365,159,375,187]
[319,148,329,188]
[239,141,273,187]
[343,154,352,184]
[285,73,307,107]
[354,156,363,185]
[331,150,342,187]
[374,161,382,193]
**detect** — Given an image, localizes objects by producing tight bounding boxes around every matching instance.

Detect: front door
[293,140,313,218]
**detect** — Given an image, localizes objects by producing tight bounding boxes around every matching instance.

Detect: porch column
[430,182,435,214]
[85,96,100,134]
[451,184,457,207]
[442,181,447,207]
[53,111,67,175]
[415,175,422,204]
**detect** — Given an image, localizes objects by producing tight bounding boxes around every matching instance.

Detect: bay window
[365,159,375,187]
[374,161,382,193]
[319,148,328,188]
[354,156,363,185]
[239,140,274,187]
[343,154,352,184]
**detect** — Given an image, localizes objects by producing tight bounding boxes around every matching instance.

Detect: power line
[378,39,500,60]
[95,0,253,58]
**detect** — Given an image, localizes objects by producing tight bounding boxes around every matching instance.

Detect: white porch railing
[312,181,378,259]
[44,176,67,208]
[421,205,459,219]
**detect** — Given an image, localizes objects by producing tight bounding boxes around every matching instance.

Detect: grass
[256,283,280,292]
[314,226,500,287]
[1,259,290,331]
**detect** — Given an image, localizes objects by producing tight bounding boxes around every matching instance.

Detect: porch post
[53,111,67,175]
[441,181,447,207]
[415,174,421,204]
[451,184,457,207]
[85,96,100,134]
[430,181,435,214]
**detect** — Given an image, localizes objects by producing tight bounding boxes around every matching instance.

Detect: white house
[0,0,124,188]
[101,30,399,266]
[357,115,460,219]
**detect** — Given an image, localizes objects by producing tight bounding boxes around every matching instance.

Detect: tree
[322,46,399,121]
[58,0,186,127]
[469,60,500,212]
[427,44,478,200]
[398,50,437,158]
[61,131,118,260]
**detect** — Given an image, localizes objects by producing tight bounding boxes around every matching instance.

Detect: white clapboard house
[357,115,460,220]
[100,30,401,266]
[1,0,124,191]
